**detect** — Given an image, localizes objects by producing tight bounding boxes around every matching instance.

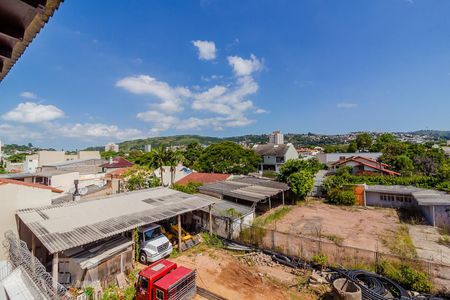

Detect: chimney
[73,179,80,201]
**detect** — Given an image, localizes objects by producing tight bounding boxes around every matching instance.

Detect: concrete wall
[317,152,382,164]
[78,151,101,160]
[23,156,38,173]
[0,184,52,260]
[435,205,450,228]
[419,205,435,226]
[285,144,299,161]
[37,151,66,166]
[50,172,79,192]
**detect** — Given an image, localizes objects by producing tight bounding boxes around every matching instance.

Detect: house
[105,142,119,152]
[317,152,382,166]
[0,170,80,192]
[175,172,231,185]
[253,143,298,172]
[40,158,105,175]
[363,185,450,228]
[331,156,400,176]
[100,156,133,173]
[25,150,101,173]
[0,178,62,260]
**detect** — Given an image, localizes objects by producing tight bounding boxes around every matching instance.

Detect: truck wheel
[139,252,147,264]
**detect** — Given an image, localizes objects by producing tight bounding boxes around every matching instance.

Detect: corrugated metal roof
[198,196,254,219]
[198,176,289,202]
[17,187,215,254]
[365,185,450,206]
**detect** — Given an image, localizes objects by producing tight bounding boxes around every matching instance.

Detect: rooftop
[253,143,291,156]
[17,187,215,253]
[0,178,63,193]
[198,176,289,203]
[43,158,104,167]
[198,195,254,219]
[0,169,76,179]
[100,156,134,168]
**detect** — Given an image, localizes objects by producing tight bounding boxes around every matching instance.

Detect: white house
[0,179,62,260]
[316,152,382,166]
[253,143,298,172]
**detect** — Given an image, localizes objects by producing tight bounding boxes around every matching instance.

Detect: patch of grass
[169,248,180,259]
[311,253,328,266]
[381,225,417,259]
[254,206,293,227]
[200,232,223,248]
[438,235,450,246]
[397,208,426,225]
[322,233,344,246]
[377,260,432,293]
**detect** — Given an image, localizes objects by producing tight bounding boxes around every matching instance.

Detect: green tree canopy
[194,141,260,174]
[182,142,203,168]
[355,133,372,151]
[277,158,323,182]
[287,170,314,199]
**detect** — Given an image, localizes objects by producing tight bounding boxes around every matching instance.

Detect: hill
[117,135,223,151]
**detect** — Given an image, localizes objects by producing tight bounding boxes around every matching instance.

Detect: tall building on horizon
[105,142,119,152]
[268,130,284,144]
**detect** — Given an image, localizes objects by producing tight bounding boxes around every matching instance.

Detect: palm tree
[167,150,184,186]
[151,145,170,186]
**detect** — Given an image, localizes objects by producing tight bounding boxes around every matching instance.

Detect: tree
[182,142,203,168]
[287,171,314,199]
[167,150,184,185]
[355,133,372,151]
[371,133,396,152]
[194,141,261,174]
[393,155,414,176]
[123,166,160,191]
[347,141,357,153]
[278,158,323,182]
[150,145,171,186]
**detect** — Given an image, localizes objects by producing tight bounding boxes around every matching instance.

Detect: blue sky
[0,0,450,149]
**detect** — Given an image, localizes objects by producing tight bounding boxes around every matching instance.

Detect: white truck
[138,224,173,264]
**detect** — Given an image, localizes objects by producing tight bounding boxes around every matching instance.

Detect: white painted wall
[49,172,79,192]
[0,184,53,260]
[284,143,299,161]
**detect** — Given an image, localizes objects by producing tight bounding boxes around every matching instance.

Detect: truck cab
[138,224,173,264]
[136,259,196,300]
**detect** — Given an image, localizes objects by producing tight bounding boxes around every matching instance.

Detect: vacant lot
[266,200,402,253]
[172,245,324,300]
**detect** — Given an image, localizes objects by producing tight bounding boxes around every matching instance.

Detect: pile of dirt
[236,251,278,267]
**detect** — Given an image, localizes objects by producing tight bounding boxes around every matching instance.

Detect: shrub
[171,181,203,194]
[326,189,356,206]
[287,171,314,199]
[201,232,223,248]
[377,260,432,293]
[312,253,328,266]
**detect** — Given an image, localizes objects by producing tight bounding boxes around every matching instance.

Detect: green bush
[326,189,356,206]
[171,181,203,194]
[377,260,432,293]
[312,253,328,266]
[287,170,314,199]
[201,232,223,248]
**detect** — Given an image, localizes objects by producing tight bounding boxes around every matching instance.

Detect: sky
[0,0,450,149]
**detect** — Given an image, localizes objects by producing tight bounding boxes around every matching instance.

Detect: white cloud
[116,75,190,112]
[2,102,65,123]
[20,92,38,99]
[337,102,358,109]
[0,123,44,141]
[254,108,268,114]
[192,40,217,60]
[54,123,144,140]
[227,54,263,77]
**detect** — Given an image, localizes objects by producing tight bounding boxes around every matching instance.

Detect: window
[139,277,148,291]
[144,227,162,241]
[156,289,164,300]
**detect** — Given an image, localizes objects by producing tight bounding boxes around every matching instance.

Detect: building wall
[284,144,299,161]
[23,156,38,173]
[317,152,382,165]
[50,172,79,192]
[365,191,416,209]
[419,205,435,226]
[0,184,52,260]
[435,205,450,228]
[78,151,101,160]
[38,151,66,167]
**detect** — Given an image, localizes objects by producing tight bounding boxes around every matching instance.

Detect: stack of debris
[236,252,279,267]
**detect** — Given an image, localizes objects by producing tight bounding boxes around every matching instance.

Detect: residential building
[253,143,298,172]
[363,185,450,228]
[0,170,80,192]
[331,156,400,176]
[100,156,133,173]
[317,152,382,166]
[40,158,105,175]
[268,130,284,144]
[105,142,119,152]
[175,172,231,185]
[145,144,152,152]
[24,150,101,173]
[0,179,62,260]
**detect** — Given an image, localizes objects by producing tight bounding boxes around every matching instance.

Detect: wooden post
[52,252,59,289]
[282,191,285,206]
[208,205,213,235]
[177,214,182,252]
[132,229,136,263]
[31,234,36,256]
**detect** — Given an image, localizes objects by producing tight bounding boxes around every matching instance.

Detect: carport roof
[198,176,289,203]
[17,187,215,254]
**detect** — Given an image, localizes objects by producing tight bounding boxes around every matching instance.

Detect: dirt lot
[268,200,402,253]
[171,245,327,300]
[408,225,450,264]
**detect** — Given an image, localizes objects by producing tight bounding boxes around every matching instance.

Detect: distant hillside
[410,130,450,140]
[118,135,224,151]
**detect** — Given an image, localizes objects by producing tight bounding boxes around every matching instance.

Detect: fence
[228,223,450,291]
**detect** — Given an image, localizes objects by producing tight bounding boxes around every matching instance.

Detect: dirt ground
[171,245,327,300]
[408,225,450,265]
[268,201,402,253]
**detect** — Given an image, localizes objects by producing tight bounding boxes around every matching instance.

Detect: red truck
[135,259,196,300]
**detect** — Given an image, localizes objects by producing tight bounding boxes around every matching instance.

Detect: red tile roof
[175,172,231,185]
[0,179,63,193]
[333,156,400,176]
[100,156,134,168]
[105,167,131,178]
